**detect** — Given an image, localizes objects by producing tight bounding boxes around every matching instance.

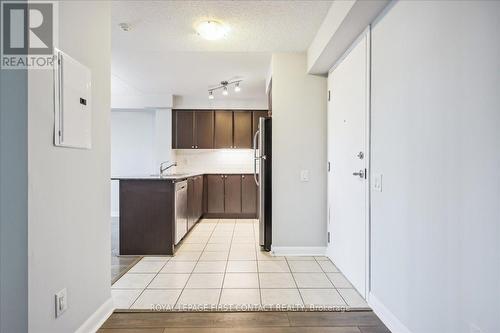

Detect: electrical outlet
[300,170,309,182]
[55,288,68,318]
[373,173,383,192]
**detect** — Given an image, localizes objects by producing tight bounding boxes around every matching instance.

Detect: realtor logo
[1,1,56,69]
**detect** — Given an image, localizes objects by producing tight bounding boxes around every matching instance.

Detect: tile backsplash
[173,149,254,174]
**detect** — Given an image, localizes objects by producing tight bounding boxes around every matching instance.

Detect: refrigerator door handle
[253,129,260,186]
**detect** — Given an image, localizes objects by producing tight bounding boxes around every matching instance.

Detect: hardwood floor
[98,311,390,333]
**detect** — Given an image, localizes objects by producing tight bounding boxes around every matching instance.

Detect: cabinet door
[207,175,225,213]
[176,111,195,149]
[187,178,196,230]
[195,111,214,149]
[194,176,204,219]
[214,111,233,148]
[171,110,177,148]
[224,175,242,214]
[241,174,257,215]
[252,111,268,140]
[233,111,253,149]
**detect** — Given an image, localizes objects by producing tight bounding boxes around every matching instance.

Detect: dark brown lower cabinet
[187,178,196,230]
[188,176,204,230]
[204,174,257,218]
[194,175,203,219]
[119,180,175,255]
[207,175,225,213]
[224,175,242,213]
[241,174,257,214]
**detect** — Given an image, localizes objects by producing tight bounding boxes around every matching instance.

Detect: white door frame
[326,26,371,299]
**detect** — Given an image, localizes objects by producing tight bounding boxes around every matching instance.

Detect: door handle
[253,129,260,186]
[353,170,365,179]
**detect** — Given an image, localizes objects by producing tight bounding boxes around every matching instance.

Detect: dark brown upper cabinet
[175,111,195,149]
[194,111,214,149]
[252,110,268,140]
[224,175,242,214]
[173,110,267,150]
[214,111,234,149]
[233,111,253,149]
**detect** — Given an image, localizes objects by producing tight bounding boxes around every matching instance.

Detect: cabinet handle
[242,175,245,178]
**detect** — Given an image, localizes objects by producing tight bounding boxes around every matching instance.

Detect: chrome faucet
[160,161,177,176]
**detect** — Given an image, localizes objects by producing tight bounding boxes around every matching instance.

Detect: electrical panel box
[54,48,92,149]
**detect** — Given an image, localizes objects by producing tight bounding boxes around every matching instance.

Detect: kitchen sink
[150,173,189,178]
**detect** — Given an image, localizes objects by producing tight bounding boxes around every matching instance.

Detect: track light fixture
[208,80,242,99]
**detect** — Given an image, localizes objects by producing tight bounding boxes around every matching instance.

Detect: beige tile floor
[111,218,369,311]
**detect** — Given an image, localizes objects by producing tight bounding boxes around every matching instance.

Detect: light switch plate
[300,170,309,182]
[55,288,68,318]
[373,173,383,192]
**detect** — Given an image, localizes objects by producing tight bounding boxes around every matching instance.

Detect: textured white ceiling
[111,1,332,101]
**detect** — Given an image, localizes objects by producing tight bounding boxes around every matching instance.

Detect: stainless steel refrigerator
[253,117,272,251]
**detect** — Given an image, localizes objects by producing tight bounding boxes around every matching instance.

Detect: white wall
[307,0,355,72]
[271,53,327,251]
[111,110,156,176]
[27,1,111,332]
[370,1,500,332]
[111,110,156,216]
[174,149,254,174]
[173,95,268,110]
[110,109,173,216]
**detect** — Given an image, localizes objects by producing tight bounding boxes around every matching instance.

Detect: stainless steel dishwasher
[174,180,188,245]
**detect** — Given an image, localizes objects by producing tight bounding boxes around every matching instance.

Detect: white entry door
[327,32,370,298]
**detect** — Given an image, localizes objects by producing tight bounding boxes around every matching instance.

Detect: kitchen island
[112,173,257,255]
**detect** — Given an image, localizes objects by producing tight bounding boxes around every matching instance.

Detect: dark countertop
[111,171,252,181]
[111,173,202,181]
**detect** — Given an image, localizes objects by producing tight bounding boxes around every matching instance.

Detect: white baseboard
[271,246,326,256]
[75,297,114,333]
[368,292,412,333]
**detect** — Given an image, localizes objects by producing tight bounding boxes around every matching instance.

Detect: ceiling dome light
[195,20,228,41]
[118,23,131,32]
[234,82,241,92]
[222,86,229,96]
[208,91,214,100]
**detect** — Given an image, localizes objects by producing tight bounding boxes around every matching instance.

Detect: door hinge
[327,231,330,243]
[327,161,331,172]
[364,168,367,179]
[328,90,331,102]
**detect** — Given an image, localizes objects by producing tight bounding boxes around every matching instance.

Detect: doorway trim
[326,26,372,299]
